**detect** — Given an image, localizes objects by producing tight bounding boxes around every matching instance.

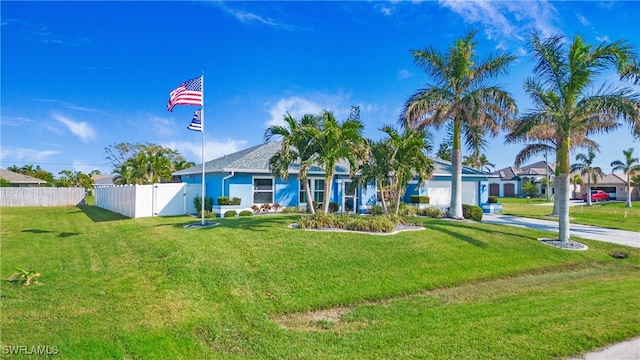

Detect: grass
[497,198,640,232]
[1,205,639,359]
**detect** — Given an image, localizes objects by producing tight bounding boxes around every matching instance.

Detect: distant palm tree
[571,150,604,206]
[507,32,639,242]
[463,150,495,172]
[380,125,435,215]
[631,174,640,199]
[401,30,517,218]
[313,110,365,213]
[265,112,321,214]
[570,174,585,200]
[610,148,640,207]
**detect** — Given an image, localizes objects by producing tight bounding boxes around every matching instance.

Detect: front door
[343,180,357,214]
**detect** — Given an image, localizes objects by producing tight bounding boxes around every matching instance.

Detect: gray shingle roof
[173,142,350,176]
[0,168,47,184]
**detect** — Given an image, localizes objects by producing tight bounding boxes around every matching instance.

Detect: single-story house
[579,173,637,201]
[173,142,495,214]
[489,161,556,198]
[0,168,47,187]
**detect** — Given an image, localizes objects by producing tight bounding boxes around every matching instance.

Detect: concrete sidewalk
[481,214,639,359]
[482,214,640,248]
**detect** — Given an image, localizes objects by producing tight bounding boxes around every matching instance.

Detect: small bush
[231,197,241,205]
[282,206,304,214]
[488,196,498,204]
[419,207,443,218]
[462,204,483,221]
[328,202,340,213]
[298,213,406,233]
[410,195,430,204]
[224,210,237,218]
[194,195,213,212]
[368,204,384,215]
[261,203,272,212]
[273,203,281,212]
[197,210,215,219]
[251,205,260,213]
[399,203,418,217]
[218,196,230,205]
[239,210,253,217]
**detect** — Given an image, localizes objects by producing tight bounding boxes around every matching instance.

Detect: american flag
[167,76,202,112]
[188,109,202,132]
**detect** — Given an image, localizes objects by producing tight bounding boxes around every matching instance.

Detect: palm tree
[381,125,435,215]
[507,32,639,242]
[313,110,365,213]
[401,30,517,218]
[610,148,640,207]
[571,151,605,206]
[265,112,321,214]
[631,174,640,199]
[570,174,585,200]
[462,150,495,172]
[356,139,393,214]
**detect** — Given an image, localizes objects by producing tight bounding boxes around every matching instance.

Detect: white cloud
[264,96,325,127]
[164,138,248,164]
[596,34,610,43]
[0,147,60,164]
[576,13,589,26]
[438,0,562,47]
[150,115,177,136]
[0,116,34,126]
[53,113,96,143]
[397,69,412,80]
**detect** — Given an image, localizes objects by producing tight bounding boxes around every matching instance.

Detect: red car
[582,190,610,202]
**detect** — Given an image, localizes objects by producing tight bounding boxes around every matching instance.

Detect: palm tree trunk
[394,182,403,216]
[586,177,592,206]
[626,174,632,208]
[449,148,463,218]
[557,138,571,242]
[302,177,315,215]
[323,174,333,213]
[378,180,389,215]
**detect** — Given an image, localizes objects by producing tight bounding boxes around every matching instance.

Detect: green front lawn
[498,199,640,232]
[1,206,639,359]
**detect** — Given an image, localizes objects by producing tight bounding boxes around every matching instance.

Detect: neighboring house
[173,142,494,214]
[579,173,632,201]
[0,168,47,187]
[92,174,116,187]
[489,161,555,198]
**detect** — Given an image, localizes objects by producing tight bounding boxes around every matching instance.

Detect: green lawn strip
[1,207,638,359]
[500,201,640,232]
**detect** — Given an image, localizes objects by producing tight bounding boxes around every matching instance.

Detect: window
[299,178,324,206]
[253,178,273,204]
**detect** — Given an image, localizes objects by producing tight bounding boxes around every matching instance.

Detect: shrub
[194,195,213,213]
[298,213,406,233]
[462,204,483,221]
[261,203,272,212]
[399,202,417,217]
[251,205,260,213]
[410,195,430,204]
[368,204,384,215]
[328,202,340,213]
[522,181,539,197]
[239,210,253,217]
[282,206,304,214]
[419,207,443,218]
[231,197,241,205]
[218,196,230,205]
[488,196,498,204]
[224,210,237,218]
[197,210,215,219]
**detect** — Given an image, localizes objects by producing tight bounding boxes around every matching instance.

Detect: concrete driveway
[482,214,640,248]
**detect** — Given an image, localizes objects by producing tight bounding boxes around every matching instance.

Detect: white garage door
[428,181,451,206]
[462,181,478,206]
[428,180,478,206]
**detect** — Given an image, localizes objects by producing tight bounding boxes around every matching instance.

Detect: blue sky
[1,0,639,177]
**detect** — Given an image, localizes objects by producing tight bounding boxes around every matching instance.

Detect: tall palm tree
[401,30,517,218]
[381,125,435,215]
[313,110,365,213]
[356,139,394,214]
[508,32,639,242]
[610,148,640,207]
[265,113,320,214]
[462,150,495,172]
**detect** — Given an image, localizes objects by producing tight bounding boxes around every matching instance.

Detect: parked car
[582,190,610,202]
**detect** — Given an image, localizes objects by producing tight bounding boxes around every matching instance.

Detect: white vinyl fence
[94,183,201,218]
[0,187,86,207]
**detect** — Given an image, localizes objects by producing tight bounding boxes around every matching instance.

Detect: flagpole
[200,72,206,225]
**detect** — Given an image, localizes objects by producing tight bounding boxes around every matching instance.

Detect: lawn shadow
[174,214,299,232]
[426,220,488,248]
[22,229,80,238]
[76,205,130,223]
